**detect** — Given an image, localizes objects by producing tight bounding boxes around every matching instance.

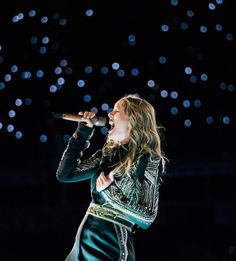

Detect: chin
[108,135,118,142]
[107,134,120,143]
[107,131,129,144]
[108,136,129,146]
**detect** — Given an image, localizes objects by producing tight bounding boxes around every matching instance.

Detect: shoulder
[132,153,161,181]
[138,153,161,164]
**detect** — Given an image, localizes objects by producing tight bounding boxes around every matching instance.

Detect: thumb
[108,171,115,182]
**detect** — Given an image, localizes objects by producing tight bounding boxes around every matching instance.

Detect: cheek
[123,122,130,133]
[116,121,129,132]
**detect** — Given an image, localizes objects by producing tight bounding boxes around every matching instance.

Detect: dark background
[0,1,235,260]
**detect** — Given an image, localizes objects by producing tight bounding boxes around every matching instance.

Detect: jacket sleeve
[101,154,163,229]
[56,124,102,183]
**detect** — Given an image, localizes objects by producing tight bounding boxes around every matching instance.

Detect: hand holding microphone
[77,111,97,128]
[52,111,107,127]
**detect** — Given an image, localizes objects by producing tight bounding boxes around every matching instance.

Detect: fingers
[98,172,106,182]
[96,172,114,192]
[78,111,96,128]
[108,171,115,182]
[78,111,95,119]
[96,172,106,189]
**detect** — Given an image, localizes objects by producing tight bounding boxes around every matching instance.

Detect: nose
[108,111,113,119]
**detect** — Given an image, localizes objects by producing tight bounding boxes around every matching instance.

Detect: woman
[56,94,167,260]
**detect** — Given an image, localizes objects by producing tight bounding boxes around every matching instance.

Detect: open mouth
[109,121,115,132]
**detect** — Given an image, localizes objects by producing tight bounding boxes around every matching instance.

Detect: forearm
[56,124,96,182]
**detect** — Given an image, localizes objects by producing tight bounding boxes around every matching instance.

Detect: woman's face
[107,100,130,144]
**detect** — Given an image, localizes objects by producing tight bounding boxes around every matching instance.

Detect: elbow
[135,220,152,229]
[139,223,151,229]
[56,169,70,183]
[56,173,65,183]
[127,214,155,229]
[136,212,158,229]
[56,175,72,183]
[56,175,66,183]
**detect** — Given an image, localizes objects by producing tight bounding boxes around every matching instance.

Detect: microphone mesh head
[52,112,63,119]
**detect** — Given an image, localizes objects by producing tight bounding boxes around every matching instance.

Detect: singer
[56,94,168,260]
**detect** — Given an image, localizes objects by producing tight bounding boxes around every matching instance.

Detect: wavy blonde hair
[103,94,167,175]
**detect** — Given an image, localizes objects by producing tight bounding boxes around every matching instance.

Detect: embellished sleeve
[56,124,102,183]
[101,154,163,229]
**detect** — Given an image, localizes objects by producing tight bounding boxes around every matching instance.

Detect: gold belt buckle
[90,206,118,219]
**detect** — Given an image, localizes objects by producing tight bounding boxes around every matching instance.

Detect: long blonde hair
[103,94,167,174]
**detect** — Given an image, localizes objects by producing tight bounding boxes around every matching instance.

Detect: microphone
[52,112,107,127]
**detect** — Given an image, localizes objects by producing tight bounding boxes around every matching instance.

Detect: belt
[87,202,137,233]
